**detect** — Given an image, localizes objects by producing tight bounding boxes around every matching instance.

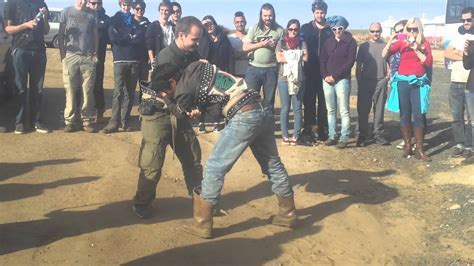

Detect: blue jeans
[449,82,472,147]
[13,48,47,127]
[323,79,351,142]
[201,103,294,205]
[398,81,424,128]
[245,65,278,113]
[465,90,474,148]
[278,80,304,139]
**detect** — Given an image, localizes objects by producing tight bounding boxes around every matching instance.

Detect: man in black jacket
[87,0,109,123]
[102,0,145,133]
[132,16,203,219]
[145,1,174,71]
[300,0,332,144]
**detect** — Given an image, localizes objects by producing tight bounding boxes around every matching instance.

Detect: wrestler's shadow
[125,169,398,265]
[0,196,191,255]
[217,169,399,234]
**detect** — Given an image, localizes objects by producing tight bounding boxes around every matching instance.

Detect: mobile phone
[257,36,271,42]
[397,33,407,40]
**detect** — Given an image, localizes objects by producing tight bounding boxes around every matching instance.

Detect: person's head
[368,22,382,42]
[286,19,300,38]
[119,0,133,13]
[87,0,102,10]
[132,2,146,19]
[404,17,424,43]
[234,11,246,33]
[202,15,218,35]
[75,0,88,8]
[151,63,182,95]
[311,0,328,24]
[393,19,407,35]
[327,15,349,39]
[258,3,276,30]
[159,1,172,22]
[175,16,203,52]
[171,2,182,22]
[461,7,474,31]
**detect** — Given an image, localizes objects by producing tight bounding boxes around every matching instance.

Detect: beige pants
[62,53,96,126]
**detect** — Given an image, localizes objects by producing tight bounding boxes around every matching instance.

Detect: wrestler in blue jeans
[323,78,351,144]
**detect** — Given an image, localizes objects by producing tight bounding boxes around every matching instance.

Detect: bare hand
[261,38,275,48]
[199,59,209,64]
[187,108,201,118]
[25,19,38,29]
[324,76,335,84]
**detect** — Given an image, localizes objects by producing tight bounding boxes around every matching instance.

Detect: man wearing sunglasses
[444,7,474,158]
[355,22,390,147]
[170,2,182,27]
[58,0,99,133]
[300,0,332,145]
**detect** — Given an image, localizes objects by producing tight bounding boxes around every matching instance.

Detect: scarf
[117,11,132,26]
[283,34,300,49]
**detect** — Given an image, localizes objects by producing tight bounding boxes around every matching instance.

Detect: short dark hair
[286,19,300,29]
[393,19,408,30]
[462,7,474,16]
[235,11,245,18]
[151,63,182,92]
[311,0,328,13]
[171,1,181,10]
[159,0,172,10]
[132,1,146,9]
[258,3,278,30]
[175,16,202,35]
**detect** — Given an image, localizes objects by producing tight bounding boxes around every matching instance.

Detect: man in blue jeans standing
[4,0,51,134]
[243,3,284,113]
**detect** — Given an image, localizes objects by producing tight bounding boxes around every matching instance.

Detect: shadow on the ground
[0,196,191,255]
[0,158,82,182]
[125,169,398,265]
[0,176,99,202]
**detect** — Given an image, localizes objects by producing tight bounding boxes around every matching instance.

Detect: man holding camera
[444,7,474,158]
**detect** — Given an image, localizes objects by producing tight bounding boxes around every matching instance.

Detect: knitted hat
[327,15,349,29]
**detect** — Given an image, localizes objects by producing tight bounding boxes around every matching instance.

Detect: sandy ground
[0,49,473,265]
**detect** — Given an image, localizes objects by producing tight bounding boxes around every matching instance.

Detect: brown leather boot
[181,189,214,239]
[400,125,412,158]
[270,195,298,228]
[414,127,431,162]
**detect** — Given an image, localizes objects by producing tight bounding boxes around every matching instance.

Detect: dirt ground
[0,49,473,265]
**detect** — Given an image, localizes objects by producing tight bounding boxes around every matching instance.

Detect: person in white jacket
[276,19,308,145]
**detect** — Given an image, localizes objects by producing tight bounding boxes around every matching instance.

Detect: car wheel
[53,35,59,48]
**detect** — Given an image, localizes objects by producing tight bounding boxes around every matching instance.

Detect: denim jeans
[449,82,472,147]
[245,65,278,113]
[465,90,474,148]
[398,81,424,128]
[111,62,139,128]
[12,48,47,127]
[278,80,305,139]
[201,103,294,205]
[323,79,351,142]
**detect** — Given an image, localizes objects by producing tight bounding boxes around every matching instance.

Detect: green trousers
[133,110,203,206]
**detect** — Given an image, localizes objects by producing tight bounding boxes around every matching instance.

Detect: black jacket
[97,7,110,63]
[463,46,474,92]
[145,21,173,58]
[300,21,332,77]
[108,11,145,61]
[199,28,234,72]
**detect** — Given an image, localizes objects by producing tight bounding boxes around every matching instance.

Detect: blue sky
[47,0,447,29]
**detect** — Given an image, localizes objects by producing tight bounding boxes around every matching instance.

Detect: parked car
[44,8,62,48]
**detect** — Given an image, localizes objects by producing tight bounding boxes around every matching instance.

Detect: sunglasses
[332,26,343,32]
[395,29,404,34]
[407,27,419,33]
[288,27,299,32]
[89,2,100,5]
[173,10,181,14]
[462,18,473,23]
[369,30,381,33]
[135,8,144,11]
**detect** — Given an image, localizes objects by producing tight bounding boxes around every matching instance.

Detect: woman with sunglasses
[386,17,433,161]
[197,15,233,133]
[276,19,308,145]
[320,16,357,149]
